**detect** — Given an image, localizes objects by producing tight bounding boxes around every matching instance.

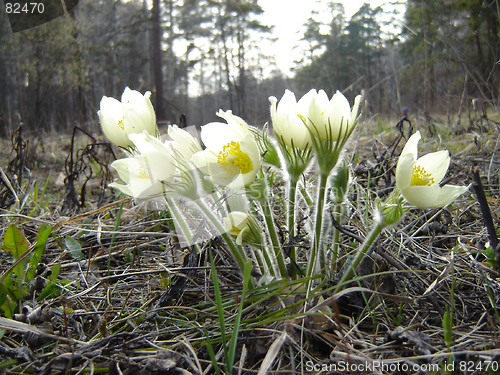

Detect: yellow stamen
[297,114,307,123]
[230,225,242,235]
[117,117,125,130]
[411,165,435,186]
[138,167,150,179]
[217,141,253,176]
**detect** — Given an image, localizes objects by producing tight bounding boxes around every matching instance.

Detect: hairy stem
[288,178,298,278]
[261,197,288,278]
[307,172,329,278]
[195,199,248,276]
[334,220,385,294]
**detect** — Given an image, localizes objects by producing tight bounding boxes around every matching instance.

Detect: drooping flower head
[109,131,176,199]
[191,110,260,190]
[98,87,157,149]
[223,211,261,245]
[396,131,469,208]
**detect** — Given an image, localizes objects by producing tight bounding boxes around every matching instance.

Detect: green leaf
[65,236,84,260]
[37,264,63,301]
[443,307,453,349]
[2,224,30,285]
[49,263,61,282]
[27,225,52,281]
[0,283,16,318]
[227,260,252,372]
[3,224,30,260]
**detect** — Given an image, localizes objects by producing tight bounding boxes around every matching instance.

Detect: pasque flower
[167,125,201,159]
[98,87,157,149]
[109,150,176,199]
[396,131,469,208]
[301,89,362,142]
[191,110,260,189]
[109,131,176,199]
[270,90,312,150]
[223,211,261,245]
[109,128,202,199]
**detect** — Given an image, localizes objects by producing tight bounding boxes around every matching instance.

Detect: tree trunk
[152,0,165,120]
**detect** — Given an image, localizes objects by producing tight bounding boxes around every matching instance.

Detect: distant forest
[0,0,498,137]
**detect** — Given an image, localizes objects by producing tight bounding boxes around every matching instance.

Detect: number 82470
[6,3,45,14]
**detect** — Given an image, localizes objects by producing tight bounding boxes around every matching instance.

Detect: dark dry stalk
[471,169,500,276]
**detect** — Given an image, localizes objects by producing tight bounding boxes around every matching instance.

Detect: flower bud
[330,161,350,204]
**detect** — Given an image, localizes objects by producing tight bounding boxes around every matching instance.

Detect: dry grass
[1,113,500,375]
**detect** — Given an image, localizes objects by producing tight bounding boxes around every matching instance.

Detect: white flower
[223,211,261,245]
[223,211,252,245]
[167,125,201,159]
[191,110,260,189]
[109,151,176,199]
[270,90,311,150]
[128,131,170,155]
[396,131,469,208]
[98,87,156,149]
[301,89,361,142]
[109,131,176,199]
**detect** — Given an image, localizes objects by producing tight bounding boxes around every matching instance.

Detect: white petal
[99,97,131,149]
[108,182,133,197]
[401,184,468,208]
[401,131,421,159]
[269,96,278,127]
[168,125,201,159]
[432,185,469,207]
[216,110,250,138]
[239,133,260,171]
[271,91,311,149]
[416,150,450,184]
[350,94,362,126]
[396,154,414,190]
[297,89,316,115]
[277,90,298,115]
[110,151,176,199]
[121,88,156,136]
[110,158,131,182]
[128,131,170,155]
[307,93,327,139]
[200,122,239,151]
[327,91,351,140]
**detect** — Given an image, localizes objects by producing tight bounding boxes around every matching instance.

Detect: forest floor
[1,112,500,374]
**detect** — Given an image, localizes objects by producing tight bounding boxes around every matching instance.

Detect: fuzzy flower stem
[194,198,248,277]
[330,204,342,271]
[166,196,192,244]
[288,177,298,278]
[260,197,288,278]
[307,171,329,278]
[255,237,275,277]
[333,219,385,294]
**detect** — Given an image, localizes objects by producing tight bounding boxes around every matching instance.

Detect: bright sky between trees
[259,0,404,75]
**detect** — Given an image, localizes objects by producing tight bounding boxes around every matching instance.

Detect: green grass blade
[209,247,228,372]
[227,260,252,372]
[108,201,124,275]
[204,327,222,375]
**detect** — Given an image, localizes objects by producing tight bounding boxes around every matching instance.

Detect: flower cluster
[99,87,469,286]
